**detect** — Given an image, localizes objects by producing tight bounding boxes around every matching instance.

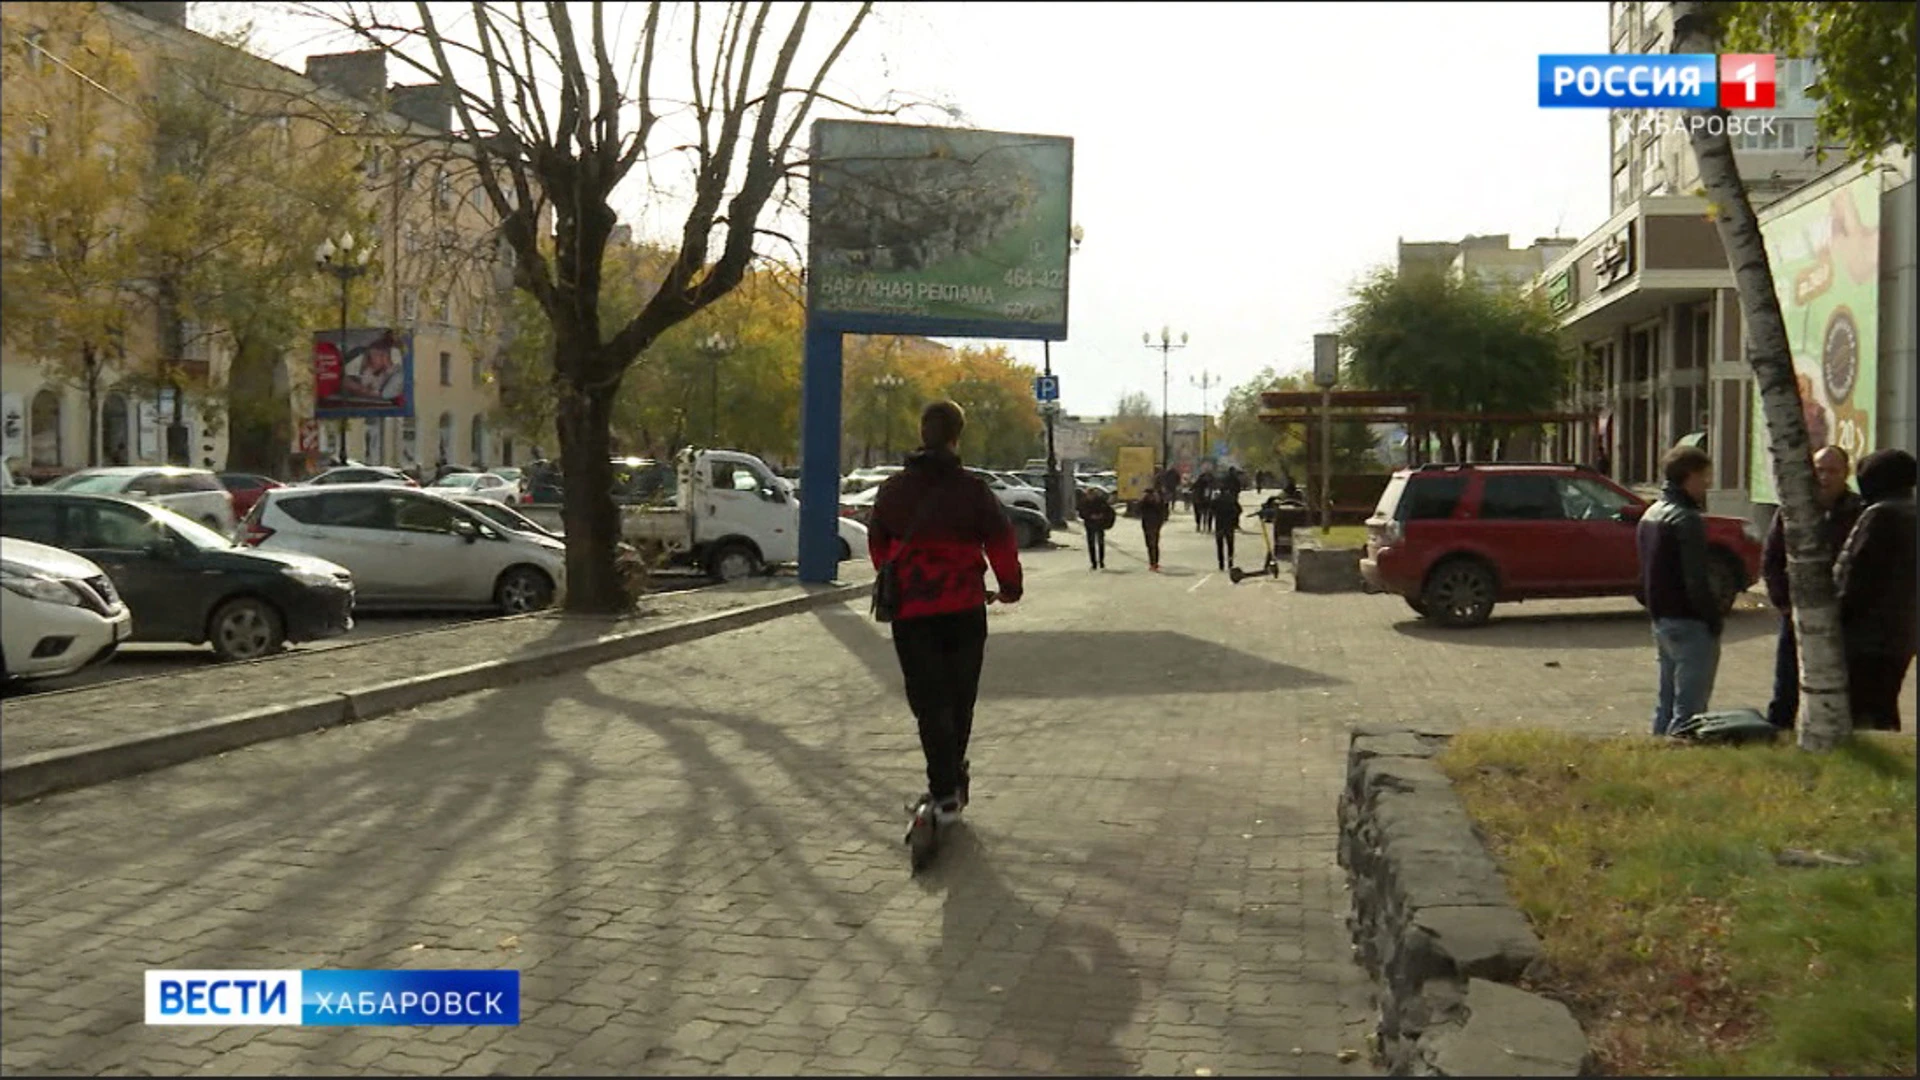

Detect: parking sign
[1033,375,1060,402]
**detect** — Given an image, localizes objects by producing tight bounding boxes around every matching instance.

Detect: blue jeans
[1652,618,1721,736]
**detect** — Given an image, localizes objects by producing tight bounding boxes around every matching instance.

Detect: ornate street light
[315,231,374,463]
[698,332,734,445]
[1142,325,1189,467]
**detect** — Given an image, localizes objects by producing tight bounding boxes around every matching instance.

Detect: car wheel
[495,566,556,613]
[1013,520,1038,549]
[1420,558,1498,628]
[1405,597,1430,618]
[708,541,762,583]
[208,597,286,661]
[1707,549,1745,616]
[838,538,853,562]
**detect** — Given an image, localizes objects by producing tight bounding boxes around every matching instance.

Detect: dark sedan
[0,491,355,660]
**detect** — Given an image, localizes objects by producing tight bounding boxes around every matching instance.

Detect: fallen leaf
[408,943,426,952]
[1196,1070,1215,1077]
[1337,1049,1360,1063]
[1291,1047,1303,1055]
[497,935,520,950]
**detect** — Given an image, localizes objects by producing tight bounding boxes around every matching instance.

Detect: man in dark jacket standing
[1835,448,1917,731]
[869,401,1024,824]
[1761,445,1862,729]
[1637,445,1724,737]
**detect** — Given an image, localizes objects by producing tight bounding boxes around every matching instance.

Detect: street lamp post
[1042,224,1085,527]
[1191,370,1221,462]
[698,333,733,447]
[1142,325,1188,469]
[874,372,905,459]
[315,231,373,464]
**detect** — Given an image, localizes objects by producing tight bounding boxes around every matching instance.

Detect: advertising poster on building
[808,121,1074,340]
[1750,169,1881,504]
[314,329,414,420]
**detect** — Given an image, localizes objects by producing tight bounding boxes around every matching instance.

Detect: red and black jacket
[868,449,1023,621]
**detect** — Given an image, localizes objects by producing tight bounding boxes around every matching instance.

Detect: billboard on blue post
[807,120,1074,340]
[313,328,414,420]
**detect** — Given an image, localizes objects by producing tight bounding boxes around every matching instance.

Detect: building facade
[1397,234,1577,290]
[0,1,514,480]
[1529,0,1913,526]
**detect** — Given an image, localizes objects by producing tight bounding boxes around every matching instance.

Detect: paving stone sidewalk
[0,569,871,765]
[1,522,1792,1076]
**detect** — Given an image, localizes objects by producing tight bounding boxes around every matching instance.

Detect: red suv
[1360,463,1763,627]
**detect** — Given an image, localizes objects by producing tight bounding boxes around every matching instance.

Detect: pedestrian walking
[1191,469,1214,533]
[868,401,1024,826]
[1220,467,1246,528]
[1834,448,1917,731]
[1079,486,1116,570]
[1137,484,1170,572]
[1761,445,1862,729]
[1636,445,1724,737]
[1211,483,1241,571]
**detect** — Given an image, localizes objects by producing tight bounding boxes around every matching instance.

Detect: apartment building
[0,1,514,479]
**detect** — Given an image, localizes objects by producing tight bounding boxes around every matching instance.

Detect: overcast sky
[222,1,1612,418]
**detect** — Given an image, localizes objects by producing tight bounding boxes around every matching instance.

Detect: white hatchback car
[429,471,517,504]
[1,537,134,683]
[242,484,566,613]
[49,466,237,534]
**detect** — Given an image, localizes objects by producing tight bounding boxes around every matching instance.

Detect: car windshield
[433,474,481,488]
[49,472,129,493]
[490,469,522,481]
[151,503,234,549]
[472,502,543,532]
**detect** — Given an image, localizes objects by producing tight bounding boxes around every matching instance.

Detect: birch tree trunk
[1671,1,1851,750]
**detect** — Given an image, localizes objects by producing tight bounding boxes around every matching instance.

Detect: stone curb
[1,581,874,807]
[1336,725,1595,1076]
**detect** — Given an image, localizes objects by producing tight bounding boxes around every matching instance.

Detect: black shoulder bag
[872,480,945,624]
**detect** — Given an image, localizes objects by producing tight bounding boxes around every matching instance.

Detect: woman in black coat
[1835,448,1917,731]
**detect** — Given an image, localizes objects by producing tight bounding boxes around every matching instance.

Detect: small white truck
[626,447,869,582]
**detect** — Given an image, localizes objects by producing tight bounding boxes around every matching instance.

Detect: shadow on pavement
[812,608,1344,696]
[918,826,1141,1074]
[1388,606,1774,650]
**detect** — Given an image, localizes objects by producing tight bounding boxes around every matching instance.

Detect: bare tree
[1670,1,1848,749]
[306,1,875,613]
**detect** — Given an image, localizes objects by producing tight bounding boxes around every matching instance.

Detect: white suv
[242,484,565,613]
[966,468,1045,513]
[2,537,133,683]
[48,467,237,534]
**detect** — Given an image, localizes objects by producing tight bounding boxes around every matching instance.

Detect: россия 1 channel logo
[1539,54,1777,109]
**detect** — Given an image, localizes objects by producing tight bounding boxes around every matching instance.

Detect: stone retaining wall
[1336,726,1594,1076]
[1291,529,1365,593]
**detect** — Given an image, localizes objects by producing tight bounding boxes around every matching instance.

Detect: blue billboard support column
[798,322,846,584]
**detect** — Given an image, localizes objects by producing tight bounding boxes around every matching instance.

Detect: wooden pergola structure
[1257,390,1599,466]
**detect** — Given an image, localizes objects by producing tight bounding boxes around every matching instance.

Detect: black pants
[1848,648,1914,732]
[1194,499,1209,531]
[1766,613,1798,729]
[892,607,989,801]
[1142,523,1163,566]
[1214,527,1236,569]
[1085,527,1106,567]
